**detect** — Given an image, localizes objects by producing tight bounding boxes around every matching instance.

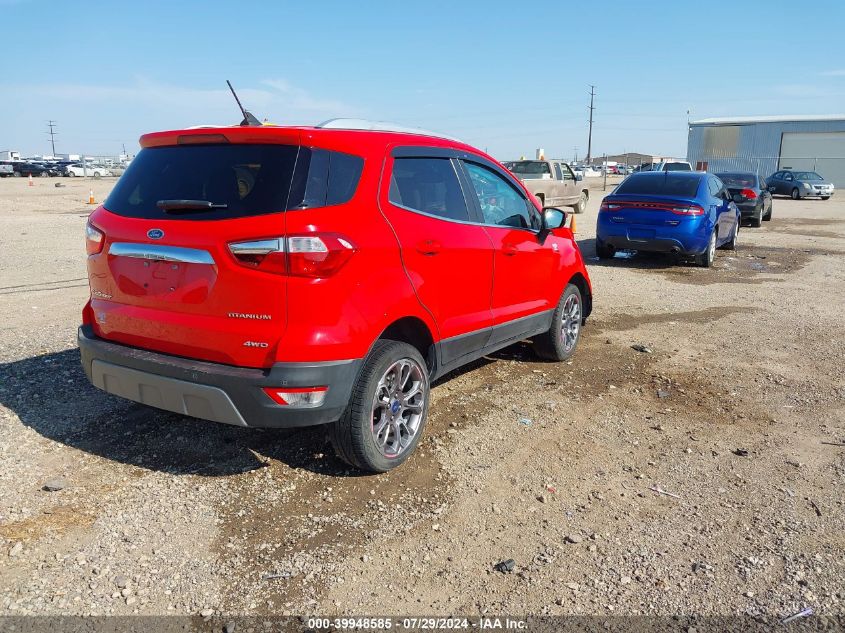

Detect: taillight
[263,386,328,408]
[670,204,704,215]
[599,201,621,212]
[228,234,355,278]
[85,221,104,255]
[740,188,758,200]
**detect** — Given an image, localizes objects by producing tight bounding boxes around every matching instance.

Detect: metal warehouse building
[687,115,845,186]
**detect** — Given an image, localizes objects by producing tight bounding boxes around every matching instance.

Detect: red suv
[79,120,593,472]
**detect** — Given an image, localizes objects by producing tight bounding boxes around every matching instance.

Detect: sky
[1,0,844,162]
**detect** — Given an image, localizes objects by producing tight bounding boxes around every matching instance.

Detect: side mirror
[575,174,584,182]
[543,207,568,230]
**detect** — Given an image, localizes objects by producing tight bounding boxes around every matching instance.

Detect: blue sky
[1,0,843,161]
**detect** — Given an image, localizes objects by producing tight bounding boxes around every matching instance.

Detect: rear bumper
[78,325,361,428]
[598,228,706,256]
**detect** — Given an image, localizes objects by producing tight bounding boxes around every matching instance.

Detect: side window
[290,148,364,209]
[561,164,575,181]
[463,161,539,230]
[784,172,793,181]
[388,157,469,222]
[553,163,563,180]
[707,177,722,197]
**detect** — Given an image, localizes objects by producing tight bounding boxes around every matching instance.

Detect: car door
[459,158,559,344]
[380,148,495,364]
[552,162,567,206]
[758,176,772,213]
[782,171,795,194]
[559,163,580,205]
[710,176,737,242]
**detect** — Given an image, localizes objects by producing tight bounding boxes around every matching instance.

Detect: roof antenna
[226,80,262,127]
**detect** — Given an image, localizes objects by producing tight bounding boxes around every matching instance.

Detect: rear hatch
[86,138,301,368]
[601,195,704,226]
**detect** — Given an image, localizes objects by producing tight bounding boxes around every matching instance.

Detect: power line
[586,85,596,163]
[47,120,57,156]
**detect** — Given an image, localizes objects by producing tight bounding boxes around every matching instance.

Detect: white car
[580,165,601,177]
[65,163,112,178]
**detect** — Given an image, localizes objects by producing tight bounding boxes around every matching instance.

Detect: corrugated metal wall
[686,119,845,185]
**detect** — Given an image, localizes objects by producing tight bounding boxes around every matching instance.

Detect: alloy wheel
[370,358,427,458]
[560,293,581,353]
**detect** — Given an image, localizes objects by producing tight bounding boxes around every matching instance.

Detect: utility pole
[586,85,596,164]
[573,146,578,163]
[47,120,57,156]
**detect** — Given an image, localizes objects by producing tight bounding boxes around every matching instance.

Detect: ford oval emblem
[147,228,164,240]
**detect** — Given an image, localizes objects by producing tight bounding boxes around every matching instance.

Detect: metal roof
[316,118,461,142]
[691,114,845,125]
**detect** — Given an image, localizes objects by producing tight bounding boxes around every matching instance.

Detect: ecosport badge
[147,229,164,240]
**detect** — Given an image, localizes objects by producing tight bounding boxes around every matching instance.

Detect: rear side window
[388,158,469,222]
[615,174,701,198]
[290,149,364,209]
[105,144,363,220]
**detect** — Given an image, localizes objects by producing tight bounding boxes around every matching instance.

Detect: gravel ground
[0,176,843,621]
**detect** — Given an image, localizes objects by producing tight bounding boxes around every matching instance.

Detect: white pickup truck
[503,159,590,213]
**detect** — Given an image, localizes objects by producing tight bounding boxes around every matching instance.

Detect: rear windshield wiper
[156,199,228,213]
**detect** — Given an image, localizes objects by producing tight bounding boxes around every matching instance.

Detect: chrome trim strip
[109,242,215,265]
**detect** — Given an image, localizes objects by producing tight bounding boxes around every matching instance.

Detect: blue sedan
[596,172,740,267]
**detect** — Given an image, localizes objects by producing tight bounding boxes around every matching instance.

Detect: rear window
[506,161,551,176]
[716,173,757,188]
[615,174,701,198]
[663,162,691,171]
[105,144,363,220]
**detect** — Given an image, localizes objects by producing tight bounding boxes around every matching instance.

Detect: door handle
[416,239,441,256]
[502,244,518,256]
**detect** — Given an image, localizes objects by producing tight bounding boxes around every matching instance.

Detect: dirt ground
[1,176,843,622]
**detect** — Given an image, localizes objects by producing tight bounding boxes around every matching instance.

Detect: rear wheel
[573,191,588,213]
[750,206,763,227]
[791,187,800,200]
[696,230,717,268]
[532,284,583,361]
[67,171,75,177]
[821,196,830,201]
[330,340,429,473]
[596,237,614,259]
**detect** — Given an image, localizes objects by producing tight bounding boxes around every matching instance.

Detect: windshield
[614,174,701,198]
[716,173,757,188]
[795,172,823,181]
[506,161,551,176]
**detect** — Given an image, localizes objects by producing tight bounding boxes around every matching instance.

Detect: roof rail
[316,118,461,142]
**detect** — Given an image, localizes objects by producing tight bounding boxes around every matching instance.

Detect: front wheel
[330,340,429,473]
[791,188,800,200]
[821,196,831,201]
[532,284,583,361]
[750,206,763,227]
[721,221,738,250]
[573,191,588,214]
[696,230,717,268]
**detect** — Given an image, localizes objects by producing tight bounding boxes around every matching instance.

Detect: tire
[93,172,102,179]
[791,188,800,200]
[573,190,588,214]
[750,206,763,228]
[67,171,75,177]
[721,221,738,250]
[330,340,430,473]
[532,283,583,362]
[821,196,830,201]
[763,205,772,221]
[596,237,614,259]
[696,229,717,268]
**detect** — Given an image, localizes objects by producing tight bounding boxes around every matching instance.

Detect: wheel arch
[567,272,592,320]
[377,316,436,373]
